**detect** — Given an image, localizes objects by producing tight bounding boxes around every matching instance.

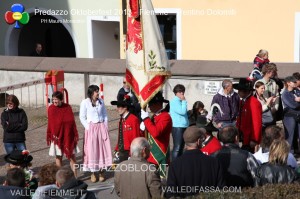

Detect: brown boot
[90,172,98,183]
[99,171,105,182]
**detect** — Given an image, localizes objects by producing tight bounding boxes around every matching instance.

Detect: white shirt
[122,112,129,119]
[79,98,108,130]
[254,147,299,169]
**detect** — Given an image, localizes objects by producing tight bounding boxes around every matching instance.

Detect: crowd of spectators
[2,49,300,198]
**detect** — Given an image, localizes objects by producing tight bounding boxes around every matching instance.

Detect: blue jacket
[170,96,189,128]
[282,89,300,115]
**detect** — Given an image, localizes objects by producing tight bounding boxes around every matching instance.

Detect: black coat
[166,149,225,198]
[47,178,96,199]
[256,163,299,186]
[211,143,259,187]
[1,108,28,143]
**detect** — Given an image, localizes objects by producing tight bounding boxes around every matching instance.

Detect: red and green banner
[125,0,171,109]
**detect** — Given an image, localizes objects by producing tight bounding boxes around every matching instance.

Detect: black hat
[233,78,254,91]
[111,94,132,107]
[148,92,169,105]
[4,150,33,165]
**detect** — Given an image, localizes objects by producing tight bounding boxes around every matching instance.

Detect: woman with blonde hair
[256,140,298,186]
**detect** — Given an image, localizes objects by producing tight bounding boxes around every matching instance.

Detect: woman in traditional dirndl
[79,85,112,182]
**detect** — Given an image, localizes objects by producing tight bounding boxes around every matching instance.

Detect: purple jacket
[211,89,240,123]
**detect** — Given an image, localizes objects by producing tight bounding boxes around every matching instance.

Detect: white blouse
[79,98,108,130]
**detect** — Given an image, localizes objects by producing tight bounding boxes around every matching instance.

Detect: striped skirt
[83,122,112,172]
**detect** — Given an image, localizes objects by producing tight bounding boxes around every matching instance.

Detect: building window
[157,14,176,59]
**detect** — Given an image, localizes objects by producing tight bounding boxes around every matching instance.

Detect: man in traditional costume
[234,78,262,153]
[125,0,172,178]
[111,94,141,163]
[141,92,172,178]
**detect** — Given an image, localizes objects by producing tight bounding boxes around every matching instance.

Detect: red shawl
[47,103,79,159]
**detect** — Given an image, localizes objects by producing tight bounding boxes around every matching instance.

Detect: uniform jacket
[201,136,222,155]
[143,111,172,165]
[114,157,161,199]
[1,108,28,143]
[115,113,141,152]
[236,95,262,145]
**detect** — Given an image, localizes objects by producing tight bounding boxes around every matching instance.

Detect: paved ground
[0,106,125,198]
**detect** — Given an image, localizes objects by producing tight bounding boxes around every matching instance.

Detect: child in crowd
[253,49,270,71]
[249,49,270,81]
[4,150,38,191]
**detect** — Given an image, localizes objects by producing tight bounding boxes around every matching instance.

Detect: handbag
[262,109,274,125]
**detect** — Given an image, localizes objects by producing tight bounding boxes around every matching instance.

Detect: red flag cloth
[126,0,171,108]
[129,0,140,18]
[47,103,79,159]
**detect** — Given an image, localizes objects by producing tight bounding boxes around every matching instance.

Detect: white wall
[92,21,120,58]
[0,71,232,112]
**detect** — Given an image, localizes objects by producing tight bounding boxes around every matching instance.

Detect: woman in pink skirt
[79,85,112,182]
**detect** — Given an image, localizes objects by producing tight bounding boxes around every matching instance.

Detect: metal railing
[0,79,45,108]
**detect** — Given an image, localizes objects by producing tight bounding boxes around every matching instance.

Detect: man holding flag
[124,0,172,177]
[140,92,172,178]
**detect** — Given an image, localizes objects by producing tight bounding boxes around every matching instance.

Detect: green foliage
[148,50,165,71]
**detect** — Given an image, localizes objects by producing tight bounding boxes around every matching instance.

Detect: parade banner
[126,0,171,109]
